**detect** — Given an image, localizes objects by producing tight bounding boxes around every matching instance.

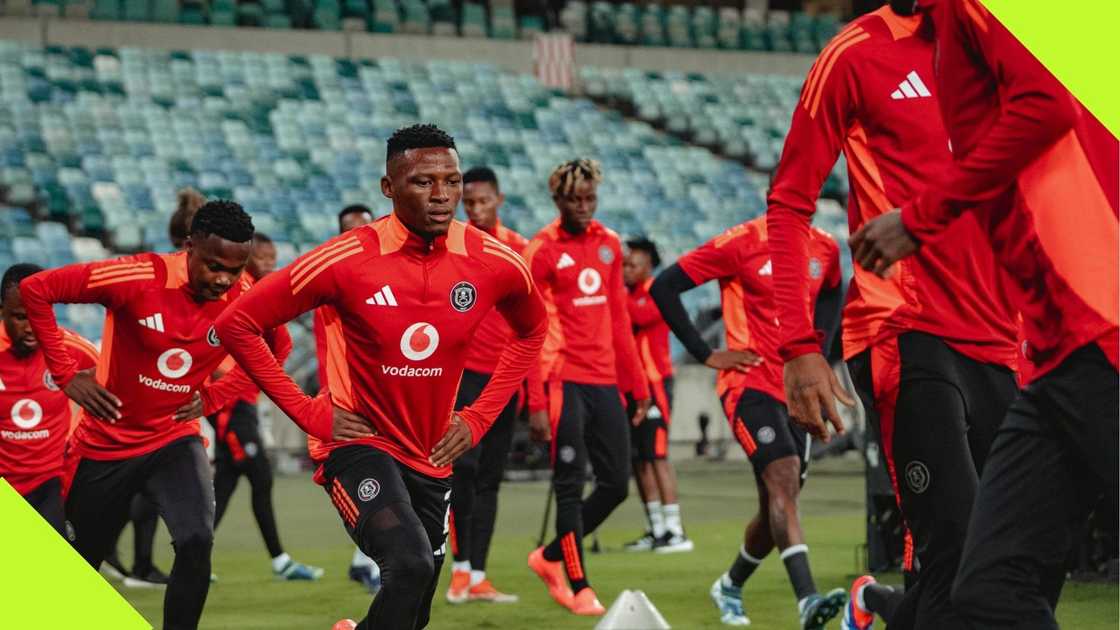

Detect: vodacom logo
[157,348,194,379]
[578,268,602,295]
[11,399,43,429]
[400,323,440,361]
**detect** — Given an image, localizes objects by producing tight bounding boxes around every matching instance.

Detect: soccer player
[214,124,547,630]
[444,166,526,604]
[19,200,265,630]
[849,2,1118,627]
[312,204,382,593]
[620,237,692,554]
[209,232,324,580]
[524,159,651,616]
[649,216,846,628]
[0,263,98,534]
[764,3,1023,629]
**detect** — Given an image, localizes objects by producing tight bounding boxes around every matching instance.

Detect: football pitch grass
[111,456,1118,629]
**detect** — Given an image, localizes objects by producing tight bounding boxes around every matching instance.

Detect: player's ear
[497,192,506,207]
[380,175,394,199]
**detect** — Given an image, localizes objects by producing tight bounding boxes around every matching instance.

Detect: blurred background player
[524,159,651,617]
[620,236,692,554]
[0,263,98,534]
[765,3,1022,629]
[851,1,1118,626]
[215,124,547,630]
[311,204,381,593]
[208,232,324,581]
[651,215,846,629]
[445,166,526,605]
[105,185,209,588]
[20,200,265,630]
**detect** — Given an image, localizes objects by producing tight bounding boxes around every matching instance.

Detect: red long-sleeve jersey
[19,252,261,460]
[628,277,673,384]
[214,214,547,480]
[678,216,840,406]
[213,324,293,405]
[904,0,1118,381]
[463,222,530,375]
[766,5,1019,369]
[524,219,650,411]
[0,327,97,494]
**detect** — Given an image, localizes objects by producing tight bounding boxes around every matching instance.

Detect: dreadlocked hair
[386,124,457,162]
[190,200,255,243]
[549,159,602,197]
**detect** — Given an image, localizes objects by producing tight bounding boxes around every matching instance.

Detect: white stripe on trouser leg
[780,544,809,560]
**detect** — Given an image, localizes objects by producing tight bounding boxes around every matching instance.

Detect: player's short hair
[252,232,273,245]
[169,187,207,248]
[1,263,44,298]
[549,159,602,197]
[626,237,662,269]
[189,200,255,243]
[386,124,457,163]
[338,204,373,231]
[463,166,500,193]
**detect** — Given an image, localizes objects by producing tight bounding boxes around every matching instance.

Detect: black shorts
[628,377,674,462]
[24,476,65,535]
[321,444,451,558]
[210,400,265,467]
[725,388,810,480]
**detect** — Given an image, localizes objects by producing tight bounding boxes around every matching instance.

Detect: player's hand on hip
[849,208,919,278]
[705,349,763,372]
[173,391,203,421]
[64,369,121,422]
[430,414,472,467]
[528,410,551,442]
[331,406,376,441]
[783,352,855,443]
[631,397,652,427]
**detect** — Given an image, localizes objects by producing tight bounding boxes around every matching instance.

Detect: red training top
[0,327,98,494]
[464,221,530,375]
[524,219,650,412]
[628,277,673,384]
[904,0,1118,381]
[678,216,840,408]
[19,252,261,460]
[214,214,547,480]
[766,5,1019,369]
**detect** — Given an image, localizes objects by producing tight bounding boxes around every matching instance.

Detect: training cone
[594,590,671,630]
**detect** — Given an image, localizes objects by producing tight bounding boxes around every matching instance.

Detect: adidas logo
[890,71,931,100]
[365,285,398,307]
[557,252,576,270]
[138,313,165,332]
[758,260,772,276]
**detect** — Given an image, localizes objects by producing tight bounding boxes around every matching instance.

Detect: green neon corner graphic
[0,480,151,628]
[983,0,1120,138]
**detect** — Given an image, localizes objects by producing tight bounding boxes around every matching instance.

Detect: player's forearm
[215,308,330,440]
[650,264,712,364]
[18,270,84,386]
[461,318,547,444]
[767,206,824,361]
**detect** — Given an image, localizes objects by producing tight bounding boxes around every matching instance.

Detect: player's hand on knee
[331,406,376,441]
[430,415,472,467]
[173,391,203,421]
[631,397,652,426]
[704,349,763,372]
[783,353,854,443]
[64,369,122,422]
[528,410,551,442]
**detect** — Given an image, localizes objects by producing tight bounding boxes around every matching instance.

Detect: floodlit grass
[111,456,1118,629]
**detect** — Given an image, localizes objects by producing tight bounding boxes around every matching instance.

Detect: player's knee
[391,549,434,592]
[173,526,214,562]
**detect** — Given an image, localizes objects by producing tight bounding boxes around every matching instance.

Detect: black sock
[727,545,764,587]
[780,545,817,603]
[863,583,903,622]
